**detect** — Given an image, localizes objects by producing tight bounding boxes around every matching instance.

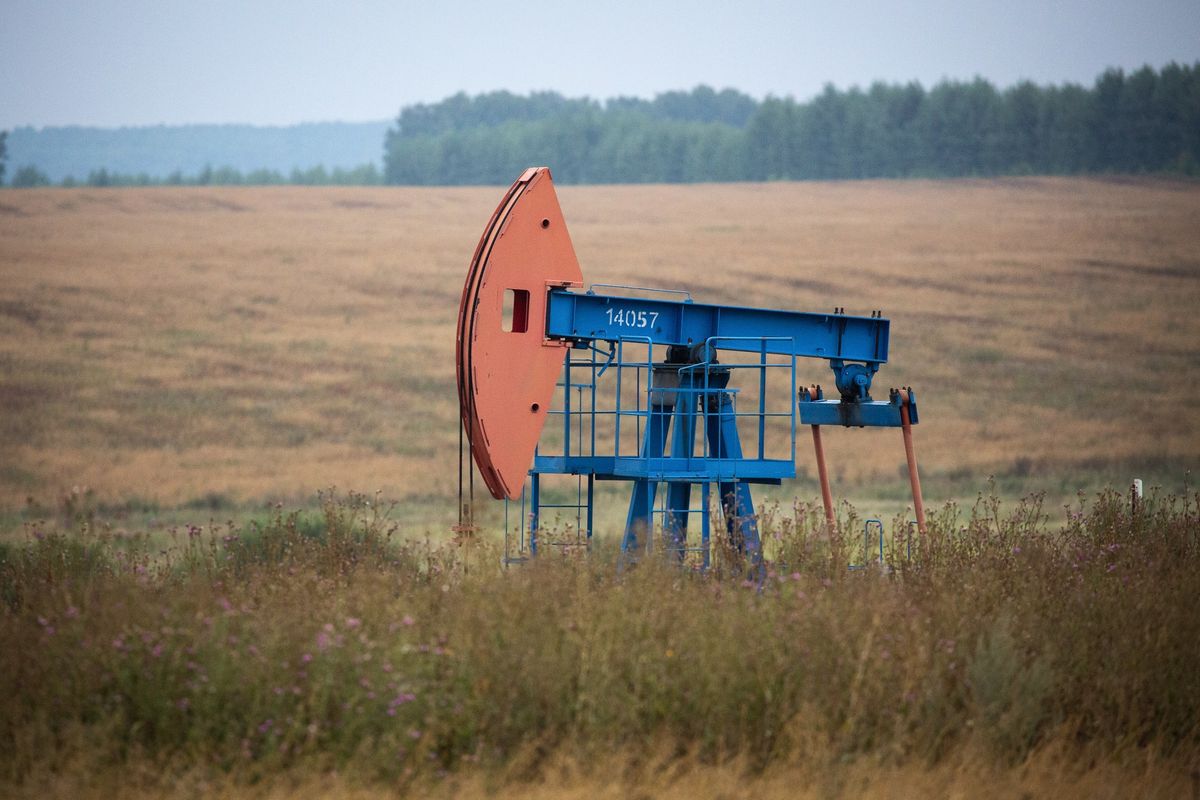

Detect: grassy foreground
[2,488,1198,797]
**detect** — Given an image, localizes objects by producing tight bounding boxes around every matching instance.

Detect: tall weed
[1,487,1197,787]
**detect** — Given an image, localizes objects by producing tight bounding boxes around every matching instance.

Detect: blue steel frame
[503,286,916,569]
[546,289,889,361]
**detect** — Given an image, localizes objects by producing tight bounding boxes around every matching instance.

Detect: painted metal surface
[615,361,764,563]
[806,385,837,532]
[545,290,890,363]
[899,389,926,533]
[797,385,918,427]
[456,168,926,570]
[457,167,582,500]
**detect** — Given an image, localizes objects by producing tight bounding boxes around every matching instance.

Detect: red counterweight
[457,167,583,500]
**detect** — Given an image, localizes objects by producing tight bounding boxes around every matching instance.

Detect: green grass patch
[1,487,1197,791]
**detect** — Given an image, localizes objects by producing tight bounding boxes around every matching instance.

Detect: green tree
[861,81,924,176]
[797,84,854,179]
[992,81,1043,172]
[86,168,113,187]
[744,97,798,180]
[1089,68,1125,171]
[11,165,50,187]
[1120,66,1159,171]
[917,78,1001,176]
[1039,83,1093,173]
[0,130,7,185]
[1152,62,1194,171]
[245,167,286,184]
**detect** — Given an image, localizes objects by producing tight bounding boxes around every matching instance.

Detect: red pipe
[898,389,926,534]
[807,387,836,533]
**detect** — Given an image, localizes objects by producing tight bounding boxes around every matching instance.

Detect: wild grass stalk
[1,487,1197,790]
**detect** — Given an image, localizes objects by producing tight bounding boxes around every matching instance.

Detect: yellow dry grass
[9,744,1194,800]
[1,178,1198,520]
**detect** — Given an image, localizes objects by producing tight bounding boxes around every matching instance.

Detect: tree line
[1,161,382,188]
[0,120,389,186]
[3,64,1197,188]
[383,64,1200,184]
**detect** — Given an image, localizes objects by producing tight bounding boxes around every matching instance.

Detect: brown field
[3,176,1199,797]
[1,177,1199,529]
[12,746,1195,800]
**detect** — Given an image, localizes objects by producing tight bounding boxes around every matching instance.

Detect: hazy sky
[3,0,1198,129]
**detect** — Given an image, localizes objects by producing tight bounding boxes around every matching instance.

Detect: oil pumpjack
[456,167,925,567]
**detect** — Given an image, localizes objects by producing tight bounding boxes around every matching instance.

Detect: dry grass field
[2,486,1197,797]
[2,177,1198,530]
[2,178,1200,794]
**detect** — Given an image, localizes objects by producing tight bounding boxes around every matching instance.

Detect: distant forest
[2,122,389,186]
[2,63,1198,188]
[383,64,1200,184]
